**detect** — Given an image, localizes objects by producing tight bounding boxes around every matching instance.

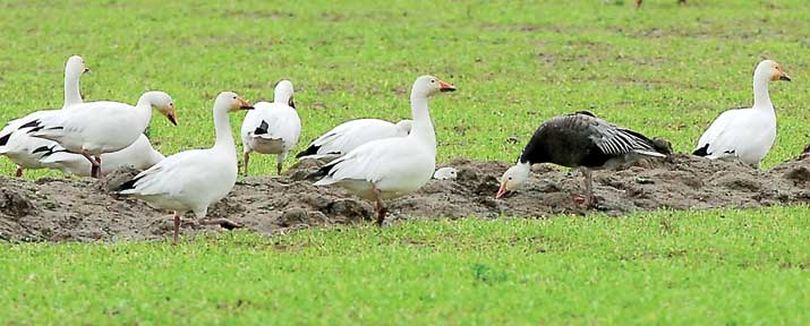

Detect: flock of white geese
[0,56,792,242]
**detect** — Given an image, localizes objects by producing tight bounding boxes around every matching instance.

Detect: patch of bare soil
[1,152,809,242]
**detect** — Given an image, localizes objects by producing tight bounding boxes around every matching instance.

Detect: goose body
[313,75,455,225]
[0,55,89,176]
[117,92,253,243]
[693,60,791,168]
[497,111,669,205]
[296,118,412,161]
[37,134,165,177]
[26,91,177,177]
[240,80,301,175]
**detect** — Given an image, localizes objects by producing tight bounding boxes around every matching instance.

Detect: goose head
[65,55,90,77]
[274,80,295,109]
[411,75,456,98]
[395,119,413,134]
[496,162,530,199]
[215,91,254,112]
[756,60,791,83]
[141,91,178,126]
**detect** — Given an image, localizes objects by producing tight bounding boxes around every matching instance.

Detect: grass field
[2,207,809,324]
[1,0,809,324]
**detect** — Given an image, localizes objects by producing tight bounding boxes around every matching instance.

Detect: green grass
[1,207,809,324]
[1,0,810,324]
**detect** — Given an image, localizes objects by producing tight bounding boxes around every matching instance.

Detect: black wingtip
[693,144,709,157]
[32,145,52,155]
[32,145,67,158]
[295,145,321,158]
[0,133,10,146]
[306,161,337,180]
[18,119,40,130]
[115,175,143,192]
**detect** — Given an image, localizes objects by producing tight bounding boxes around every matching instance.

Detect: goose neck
[408,94,436,148]
[212,106,236,153]
[134,94,155,130]
[63,69,82,108]
[752,74,772,109]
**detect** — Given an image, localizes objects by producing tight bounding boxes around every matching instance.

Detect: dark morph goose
[496,111,670,206]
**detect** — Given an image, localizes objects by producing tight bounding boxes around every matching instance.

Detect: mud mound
[1,154,809,242]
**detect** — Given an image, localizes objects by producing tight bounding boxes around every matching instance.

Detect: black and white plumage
[496,111,669,205]
[0,55,89,177]
[116,92,253,243]
[692,60,791,169]
[24,91,177,178]
[240,80,300,176]
[296,119,413,161]
[311,75,456,226]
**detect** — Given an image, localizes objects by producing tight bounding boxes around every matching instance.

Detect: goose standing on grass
[34,134,165,177]
[0,55,90,177]
[693,60,791,168]
[312,75,455,226]
[496,111,669,206]
[296,118,412,161]
[116,92,253,243]
[240,80,300,176]
[25,91,177,178]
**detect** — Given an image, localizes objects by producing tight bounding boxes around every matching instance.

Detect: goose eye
[232,96,237,99]
[430,79,435,83]
[508,177,513,180]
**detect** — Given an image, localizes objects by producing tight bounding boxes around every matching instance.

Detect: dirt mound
[1,153,809,242]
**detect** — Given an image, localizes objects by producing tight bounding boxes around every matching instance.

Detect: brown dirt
[1,152,809,243]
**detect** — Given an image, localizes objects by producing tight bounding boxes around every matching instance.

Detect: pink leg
[79,151,100,178]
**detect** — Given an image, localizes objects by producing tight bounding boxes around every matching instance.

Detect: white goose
[240,80,301,175]
[35,134,165,177]
[296,118,412,161]
[693,60,791,168]
[0,55,90,177]
[312,76,455,225]
[26,91,177,178]
[116,92,253,243]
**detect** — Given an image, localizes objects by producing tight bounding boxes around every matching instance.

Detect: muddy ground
[1,152,809,242]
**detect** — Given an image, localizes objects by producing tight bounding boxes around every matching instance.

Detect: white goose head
[496,162,531,199]
[755,60,791,83]
[140,91,178,126]
[215,91,254,113]
[273,80,295,109]
[65,55,90,77]
[410,75,456,98]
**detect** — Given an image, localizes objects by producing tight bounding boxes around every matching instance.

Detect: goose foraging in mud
[311,75,455,226]
[693,60,791,169]
[116,92,253,244]
[496,111,669,206]
[240,80,301,176]
[0,55,90,177]
[25,91,177,178]
[296,118,413,161]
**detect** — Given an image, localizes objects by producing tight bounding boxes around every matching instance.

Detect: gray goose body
[497,111,669,205]
[520,111,669,169]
